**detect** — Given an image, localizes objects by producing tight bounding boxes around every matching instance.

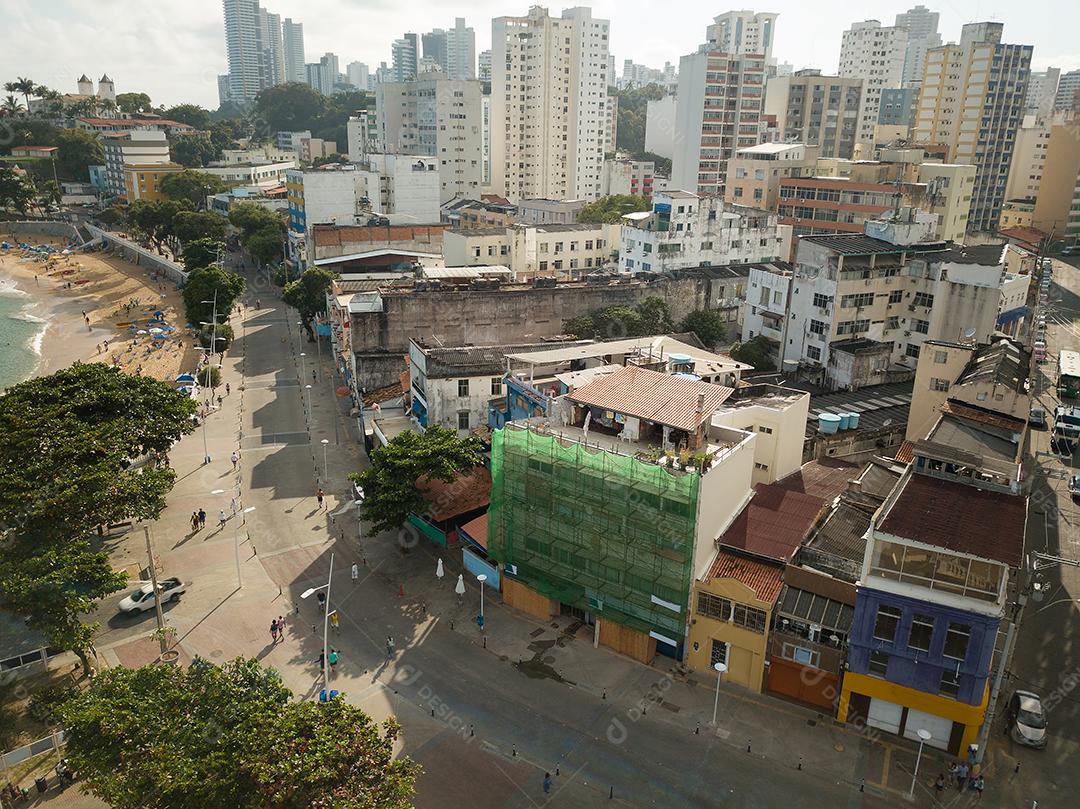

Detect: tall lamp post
[711,661,728,725]
[299,351,306,384]
[301,551,334,693]
[477,573,487,631]
[213,488,249,588]
[320,438,330,482]
[305,384,313,424]
[909,728,932,798]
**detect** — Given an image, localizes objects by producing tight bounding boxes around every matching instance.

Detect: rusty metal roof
[567,366,733,432]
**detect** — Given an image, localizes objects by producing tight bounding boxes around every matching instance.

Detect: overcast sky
[2,1,1077,109]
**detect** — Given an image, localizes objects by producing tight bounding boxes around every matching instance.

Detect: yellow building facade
[123,162,184,202]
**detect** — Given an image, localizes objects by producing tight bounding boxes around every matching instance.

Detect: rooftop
[567,366,733,433]
[955,338,1029,392]
[459,512,489,550]
[737,142,806,155]
[877,472,1027,567]
[940,401,1025,434]
[773,458,860,502]
[803,499,874,563]
[830,338,892,355]
[719,383,808,412]
[705,550,785,603]
[417,466,492,523]
[507,334,748,375]
[926,414,1019,467]
[78,117,193,129]
[935,243,1007,266]
[717,484,827,562]
[805,381,913,440]
[417,340,587,378]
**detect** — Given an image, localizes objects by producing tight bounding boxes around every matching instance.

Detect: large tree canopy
[576,194,650,224]
[172,209,227,246]
[182,264,246,326]
[160,169,228,209]
[349,426,484,535]
[55,129,103,182]
[171,132,220,168]
[182,237,226,273]
[678,310,730,348]
[564,297,673,339]
[161,103,212,131]
[56,658,419,809]
[283,267,335,339]
[0,166,35,214]
[127,198,191,250]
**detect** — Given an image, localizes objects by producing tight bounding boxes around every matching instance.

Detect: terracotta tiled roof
[416,466,492,523]
[567,366,733,432]
[878,473,1027,567]
[718,484,827,562]
[894,440,915,464]
[459,513,489,550]
[706,550,784,603]
[999,226,1047,247]
[77,117,194,129]
[941,401,1025,433]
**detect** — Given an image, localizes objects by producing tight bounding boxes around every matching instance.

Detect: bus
[1059,350,1080,399]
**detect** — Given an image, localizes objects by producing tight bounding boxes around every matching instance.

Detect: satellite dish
[882,419,893,427]
[963,327,977,339]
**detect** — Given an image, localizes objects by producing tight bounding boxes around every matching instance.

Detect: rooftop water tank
[819,413,841,435]
[838,413,853,430]
[848,411,861,429]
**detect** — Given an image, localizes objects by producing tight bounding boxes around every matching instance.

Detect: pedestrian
[386,635,395,660]
[316,590,326,612]
[972,775,984,800]
[270,619,279,643]
[256,298,261,308]
[277,615,286,639]
[934,773,946,796]
[329,648,338,671]
[312,369,317,384]
[191,511,200,531]
[317,488,324,509]
[225,382,231,396]
[543,772,552,796]
[231,451,239,470]
[351,563,359,581]
[217,394,223,407]
[218,509,227,528]
[230,496,238,514]
[956,762,969,791]
[198,508,207,528]
[330,611,340,634]
[317,651,325,672]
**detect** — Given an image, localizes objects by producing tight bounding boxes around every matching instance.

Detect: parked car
[1071,475,1080,499]
[1007,690,1047,749]
[118,577,186,613]
[1030,406,1048,429]
[1062,245,1080,256]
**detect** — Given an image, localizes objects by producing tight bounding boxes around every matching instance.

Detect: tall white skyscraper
[446,18,476,81]
[478,50,492,82]
[260,9,285,86]
[282,18,306,83]
[705,10,778,59]
[491,6,610,201]
[347,62,370,92]
[839,20,907,147]
[894,5,941,88]
[391,34,419,82]
[223,0,265,103]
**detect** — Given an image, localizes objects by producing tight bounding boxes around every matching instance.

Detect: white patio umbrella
[454,574,465,599]
[436,558,445,581]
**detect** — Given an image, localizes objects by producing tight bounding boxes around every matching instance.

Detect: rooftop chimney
[696,392,705,413]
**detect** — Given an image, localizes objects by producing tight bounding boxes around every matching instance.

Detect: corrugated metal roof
[568,366,733,432]
[706,550,785,603]
[718,484,826,562]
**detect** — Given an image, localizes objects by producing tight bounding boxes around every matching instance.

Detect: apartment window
[710,639,728,666]
[913,292,934,308]
[873,605,901,642]
[868,650,890,677]
[734,187,744,197]
[457,411,470,430]
[885,316,900,330]
[888,290,904,304]
[836,320,869,335]
[772,290,782,304]
[697,592,732,622]
[930,378,950,392]
[906,343,921,359]
[585,240,593,250]
[841,293,874,308]
[759,287,770,304]
[539,261,548,271]
[812,293,830,309]
[934,350,949,364]
[758,425,773,434]
[943,623,971,661]
[809,319,827,335]
[754,461,769,472]
[913,319,930,334]
[733,603,767,634]
[908,614,935,653]
[490,377,502,395]
[472,247,481,258]
[457,379,470,397]
[939,670,961,698]
[806,345,821,361]
[539,242,549,254]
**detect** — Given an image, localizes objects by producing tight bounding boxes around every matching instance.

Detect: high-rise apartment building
[391,33,420,82]
[222,0,266,103]
[259,9,285,86]
[422,30,448,73]
[913,22,1032,232]
[478,50,492,82]
[670,46,766,196]
[282,18,305,83]
[893,5,941,88]
[375,73,484,202]
[764,71,862,159]
[705,10,778,59]
[839,21,907,148]
[491,6,610,201]
[1026,69,1060,117]
[445,18,476,81]
[306,53,339,96]
[346,62,370,92]
[1055,70,1080,111]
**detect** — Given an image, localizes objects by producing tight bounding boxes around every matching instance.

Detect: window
[913,292,934,308]
[806,345,821,360]
[934,350,948,364]
[812,293,830,309]
[869,650,889,677]
[781,642,819,668]
[841,293,874,308]
[539,242,549,254]
[913,319,930,334]
[836,320,869,335]
[457,411,470,429]
[457,379,470,397]
[772,290,782,304]
[733,603,767,634]
[490,377,502,395]
[697,592,731,621]
[930,378,950,392]
[888,290,904,304]
[906,343,921,358]
[908,614,935,652]
[710,639,728,666]
[939,670,961,697]
[809,319,827,335]
[873,605,901,642]
[757,425,773,434]
[885,316,900,330]
[943,623,971,660]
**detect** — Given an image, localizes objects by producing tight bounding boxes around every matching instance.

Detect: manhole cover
[529,628,545,638]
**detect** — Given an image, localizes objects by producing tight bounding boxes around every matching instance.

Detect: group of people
[189,508,229,532]
[936,759,985,799]
[269,615,289,643]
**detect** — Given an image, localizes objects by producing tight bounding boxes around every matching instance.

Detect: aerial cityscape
[1,1,1079,807]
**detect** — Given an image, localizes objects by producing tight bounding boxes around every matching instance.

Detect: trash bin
[35,776,48,794]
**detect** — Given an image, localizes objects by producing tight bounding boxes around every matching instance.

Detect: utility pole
[144,526,168,656]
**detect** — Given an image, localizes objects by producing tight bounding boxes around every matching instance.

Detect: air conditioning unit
[904,331,911,336]
[908,304,916,311]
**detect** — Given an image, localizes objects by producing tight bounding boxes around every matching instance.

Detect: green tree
[728,336,776,372]
[576,194,650,224]
[208,120,241,154]
[635,150,672,178]
[182,237,226,273]
[563,297,671,339]
[7,77,36,112]
[115,92,152,114]
[159,169,227,209]
[172,209,227,246]
[228,201,283,238]
[171,133,219,168]
[636,297,673,334]
[0,166,34,214]
[0,119,60,153]
[349,426,484,535]
[55,658,419,809]
[678,310,730,348]
[162,103,212,130]
[95,205,125,226]
[55,129,103,181]
[613,83,666,154]
[243,226,284,268]
[253,82,328,133]
[127,199,190,250]
[283,267,335,340]
[1,95,22,117]
[0,364,195,674]
[182,264,246,326]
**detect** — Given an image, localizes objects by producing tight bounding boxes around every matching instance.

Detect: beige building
[443,222,619,279]
[839,20,908,148]
[712,383,811,486]
[764,71,863,160]
[724,142,819,210]
[600,157,654,197]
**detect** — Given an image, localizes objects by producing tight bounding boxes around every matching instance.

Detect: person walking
[386,635,395,660]
[972,775,984,800]
[231,451,239,470]
[225,382,231,396]
[270,619,279,643]
[317,651,325,673]
[543,773,552,796]
[934,773,946,796]
[191,511,200,532]
[351,563,359,582]
[316,590,326,613]
[277,616,287,640]
[328,649,339,671]
[330,611,340,634]
[218,509,227,529]
[198,508,207,528]
[312,370,317,384]
[316,488,324,509]
[956,762,969,791]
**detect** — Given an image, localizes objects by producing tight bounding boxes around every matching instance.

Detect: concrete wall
[1,220,81,241]
[85,223,187,284]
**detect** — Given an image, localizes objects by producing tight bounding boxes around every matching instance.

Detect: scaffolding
[488,423,700,642]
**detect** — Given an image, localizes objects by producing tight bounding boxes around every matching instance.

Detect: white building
[391,33,419,82]
[478,49,492,82]
[839,20,908,148]
[346,113,377,161]
[619,191,787,274]
[346,61,370,91]
[481,94,491,186]
[102,130,171,199]
[259,9,285,86]
[443,222,619,279]
[282,18,305,83]
[202,160,294,187]
[705,11,778,59]
[893,5,941,88]
[600,157,654,197]
[445,18,476,81]
[375,73,483,203]
[357,153,441,223]
[644,94,677,160]
[491,6,609,202]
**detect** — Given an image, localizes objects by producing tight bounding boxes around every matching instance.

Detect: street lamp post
[200,410,210,464]
[711,661,728,725]
[477,573,487,630]
[909,728,932,798]
[299,351,306,384]
[201,290,219,368]
[320,438,329,481]
[305,384,313,424]
[301,551,334,694]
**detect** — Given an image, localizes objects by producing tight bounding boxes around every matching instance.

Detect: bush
[198,365,222,389]
[28,682,77,726]
[197,323,234,351]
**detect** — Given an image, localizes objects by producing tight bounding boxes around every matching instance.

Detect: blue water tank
[838,413,853,430]
[819,413,841,435]
[848,411,861,429]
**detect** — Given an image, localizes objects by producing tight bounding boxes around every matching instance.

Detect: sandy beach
[0,238,197,387]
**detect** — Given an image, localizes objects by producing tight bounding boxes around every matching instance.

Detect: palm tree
[100,98,117,115]
[13,77,36,111]
[1,95,23,117]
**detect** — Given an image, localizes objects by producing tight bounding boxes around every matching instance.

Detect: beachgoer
[191,511,200,531]
[231,451,239,470]
[218,509,227,528]
[198,508,207,528]
[270,619,279,643]
[277,615,286,640]
[330,612,340,634]
[328,649,338,670]
[316,488,324,509]
[225,382,230,396]
[386,635,395,660]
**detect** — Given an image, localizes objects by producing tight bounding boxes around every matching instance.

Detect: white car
[118,577,186,613]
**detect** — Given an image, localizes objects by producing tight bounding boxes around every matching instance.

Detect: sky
[2,0,1078,109]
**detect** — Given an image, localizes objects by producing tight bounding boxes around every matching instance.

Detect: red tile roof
[459,513,489,550]
[894,440,915,465]
[718,484,827,562]
[706,550,784,603]
[567,366,733,432]
[878,473,1027,567]
[417,466,492,523]
[77,117,194,129]
[774,458,859,502]
[998,227,1047,248]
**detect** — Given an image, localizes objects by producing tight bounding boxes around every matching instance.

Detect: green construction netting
[488,425,700,638]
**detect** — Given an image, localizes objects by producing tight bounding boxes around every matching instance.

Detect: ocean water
[0,277,46,390]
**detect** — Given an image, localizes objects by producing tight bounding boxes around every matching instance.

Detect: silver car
[1007,690,1047,749]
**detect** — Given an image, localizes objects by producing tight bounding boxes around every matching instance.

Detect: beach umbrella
[175,373,196,382]
[149,328,163,334]
[454,574,465,597]
[136,329,148,335]
[153,334,167,340]
[153,310,163,317]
